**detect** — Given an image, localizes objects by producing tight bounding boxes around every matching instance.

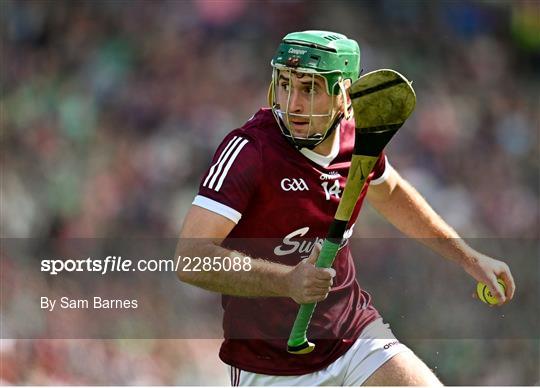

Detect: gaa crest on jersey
[280,178,309,192]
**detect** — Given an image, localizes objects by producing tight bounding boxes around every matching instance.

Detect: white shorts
[227,318,412,386]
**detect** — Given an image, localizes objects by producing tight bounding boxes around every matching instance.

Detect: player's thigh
[362,351,442,386]
[229,365,340,386]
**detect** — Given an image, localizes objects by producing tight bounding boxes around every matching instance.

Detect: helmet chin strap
[275,110,344,150]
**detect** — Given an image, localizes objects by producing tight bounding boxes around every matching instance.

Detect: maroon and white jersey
[193,108,391,375]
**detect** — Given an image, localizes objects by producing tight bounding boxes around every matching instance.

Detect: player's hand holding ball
[476,278,507,305]
[461,251,515,306]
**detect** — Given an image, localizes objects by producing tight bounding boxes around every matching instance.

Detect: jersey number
[321,180,342,200]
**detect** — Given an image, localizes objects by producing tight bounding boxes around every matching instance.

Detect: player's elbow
[176,266,191,283]
[175,240,196,284]
[176,264,200,285]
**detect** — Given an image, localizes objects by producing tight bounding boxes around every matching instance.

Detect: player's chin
[289,125,322,139]
[289,122,309,132]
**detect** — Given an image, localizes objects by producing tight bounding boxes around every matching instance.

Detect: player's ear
[339,79,352,117]
[268,69,280,107]
[267,81,274,107]
[344,79,352,105]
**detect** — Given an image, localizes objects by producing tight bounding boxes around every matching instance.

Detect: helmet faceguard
[270,31,360,149]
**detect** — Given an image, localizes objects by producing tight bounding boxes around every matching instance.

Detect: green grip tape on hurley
[315,238,342,269]
[287,239,341,352]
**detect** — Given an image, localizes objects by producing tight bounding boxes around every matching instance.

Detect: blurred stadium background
[1,0,539,385]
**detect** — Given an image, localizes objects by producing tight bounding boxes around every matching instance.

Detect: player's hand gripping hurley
[287,69,417,354]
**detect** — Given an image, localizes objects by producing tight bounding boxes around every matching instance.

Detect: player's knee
[396,352,442,386]
[363,351,442,386]
[413,368,443,386]
[408,353,443,386]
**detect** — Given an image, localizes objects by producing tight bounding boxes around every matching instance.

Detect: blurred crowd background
[1,0,538,385]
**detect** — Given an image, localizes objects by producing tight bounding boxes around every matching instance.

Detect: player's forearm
[176,241,292,297]
[371,176,477,265]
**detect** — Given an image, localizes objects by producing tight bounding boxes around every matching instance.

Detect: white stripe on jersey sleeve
[214,138,249,191]
[192,195,242,224]
[203,136,243,189]
[370,155,393,185]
